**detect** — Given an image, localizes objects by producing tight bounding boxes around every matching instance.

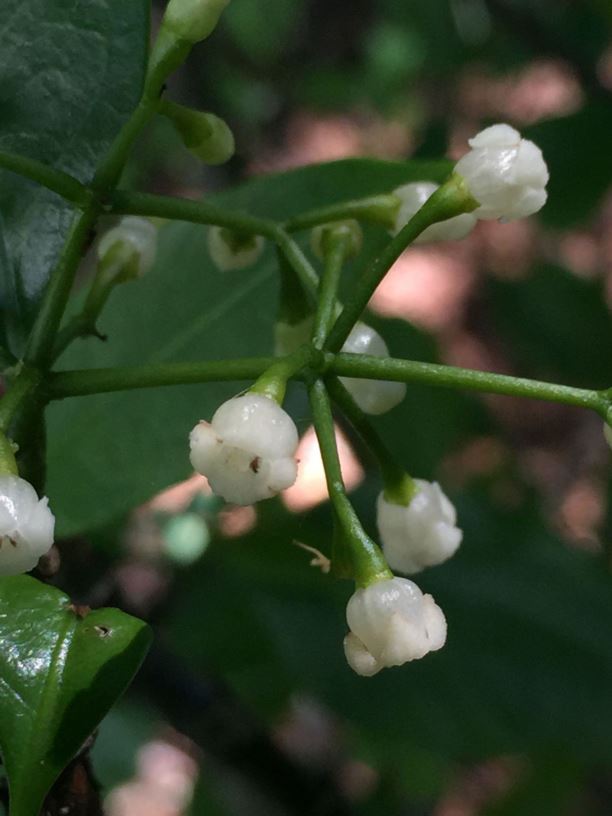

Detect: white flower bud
[0,476,55,575]
[207,226,265,271]
[311,220,363,260]
[454,123,549,221]
[189,393,298,505]
[97,216,157,278]
[344,576,447,676]
[391,181,477,242]
[377,480,462,574]
[340,322,406,415]
[274,316,314,357]
[163,0,231,44]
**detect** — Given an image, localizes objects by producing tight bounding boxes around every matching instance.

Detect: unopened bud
[163,0,231,44]
[163,101,235,165]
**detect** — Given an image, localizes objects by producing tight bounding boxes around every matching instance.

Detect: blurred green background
[16,0,612,814]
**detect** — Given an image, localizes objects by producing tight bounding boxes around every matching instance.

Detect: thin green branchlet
[326,377,416,505]
[308,378,392,588]
[324,173,479,353]
[311,227,353,349]
[0,432,18,476]
[250,344,321,404]
[0,150,91,206]
[327,353,609,416]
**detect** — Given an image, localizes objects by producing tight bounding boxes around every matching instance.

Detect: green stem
[273,228,320,299]
[328,353,608,415]
[48,358,277,399]
[251,345,320,403]
[52,257,127,361]
[24,208,99,367]
[284,194,400,233]
[111,189,279,238]
[308,378,392,587]
[26,84,185,366]
[0,366,43,433]
[276,247,313,326]
[326,377,416,504]
[325,174,477,352]
[111,193,322,307]
[52,314,104,363]
[0,433,18,476]
[311,232,349,348]
[92,99,161,195]
[0,150,90,205]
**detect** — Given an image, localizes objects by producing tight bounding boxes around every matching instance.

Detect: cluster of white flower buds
[0,476,55,576]
[340,322,406,415]
[388,124,549,247]
[207,226,265,271]
[342,478,461,677]
[0,119,550,683]
[189,393,298,505]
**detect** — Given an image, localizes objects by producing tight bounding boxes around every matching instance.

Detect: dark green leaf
[484,263,612,388]
[46,158,452,536]
[0,576,152,816]
[0,0,149,355]
[526,101,612,229]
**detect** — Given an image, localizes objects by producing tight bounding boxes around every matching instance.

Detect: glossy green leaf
[0,576,152,816]
[0,0,149,356]
[46,158,451,536]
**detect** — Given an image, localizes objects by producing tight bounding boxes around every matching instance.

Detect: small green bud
[311,219,362,261]
[162,100,235,165]
[163,0,231,44]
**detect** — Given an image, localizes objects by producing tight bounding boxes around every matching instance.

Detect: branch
[110,190,279,238]
[0,150,90,205]
[328,353,608,415]
[48,358,277,399]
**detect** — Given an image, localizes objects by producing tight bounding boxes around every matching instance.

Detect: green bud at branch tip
[161,100,235,165]
[162,0,231,44]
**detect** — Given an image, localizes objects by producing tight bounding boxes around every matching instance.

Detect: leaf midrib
[13,608,76,798]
